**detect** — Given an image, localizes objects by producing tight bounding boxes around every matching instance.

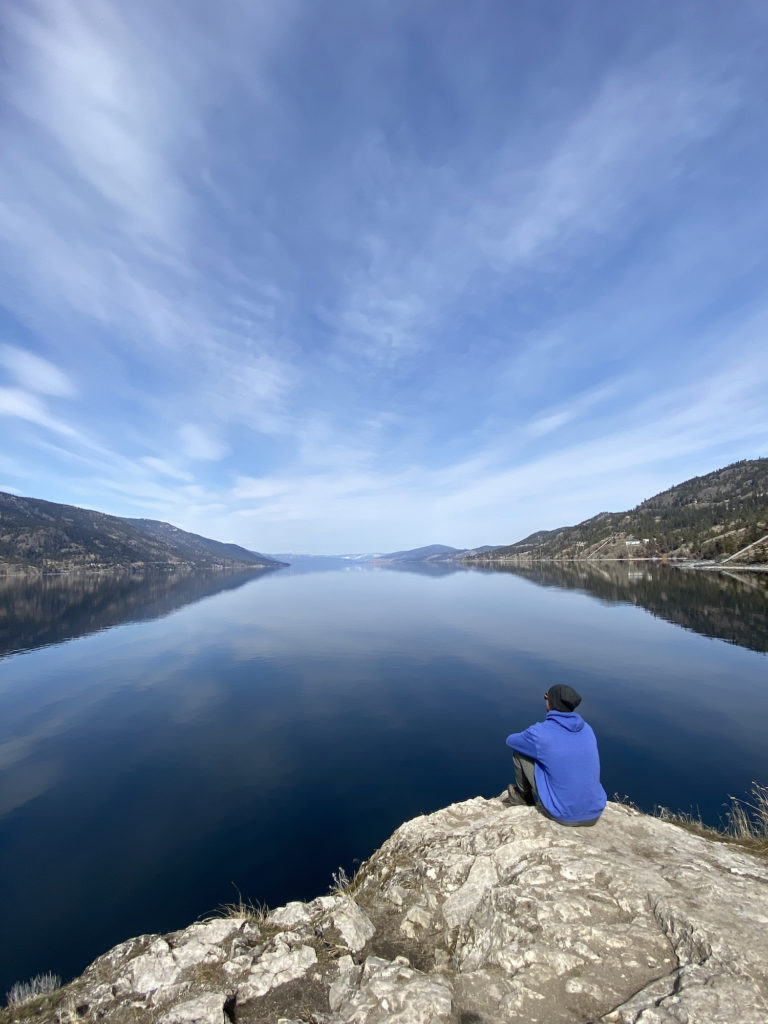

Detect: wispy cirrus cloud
[526,381,626,439]
[8,0,181,240]
[0,345,75,397]
[326,46,738,367]
[140,457,194,483]
[0,1,766,550]
[0,388,78,438]
[0,0,297,447]
[178,424,229,462]
[503,52,736,265]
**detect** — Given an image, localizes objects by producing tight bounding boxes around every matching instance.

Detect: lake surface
[1,562,766,997]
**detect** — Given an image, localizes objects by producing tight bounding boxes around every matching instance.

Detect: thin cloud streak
[0,388,79,438]
[0,345,75,397]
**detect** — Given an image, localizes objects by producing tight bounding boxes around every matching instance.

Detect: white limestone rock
[157,993,228,1024]
[123,938,182,998]
[238,937,317,1002]
[441,853,498,928]
[269,901,314,929]
[320,894,376,952]
[18,796,768,1024]
[330,955,453,1023]
[352,798,768,1024]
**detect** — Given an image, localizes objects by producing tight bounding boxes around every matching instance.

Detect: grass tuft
[616,782,768,855]
[329,859,368,897]
[216,896,271,924]
[209,884,271,924]
[6,972,61,1007]
[329,866,352,894]
[724,782,768,848]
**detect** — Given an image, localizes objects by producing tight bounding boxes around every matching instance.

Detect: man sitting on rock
[505,684,606,826]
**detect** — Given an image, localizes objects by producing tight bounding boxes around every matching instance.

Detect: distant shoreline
[463,556,768,573]
[0,563,281,579]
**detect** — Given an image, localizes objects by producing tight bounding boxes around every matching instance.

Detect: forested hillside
[0,491,282,574]
[465,459,768,565]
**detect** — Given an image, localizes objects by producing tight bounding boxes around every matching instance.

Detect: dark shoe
[507,783,534,806]
[505,784,526,806]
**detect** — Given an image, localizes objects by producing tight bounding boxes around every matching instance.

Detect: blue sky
[1,0,767,553]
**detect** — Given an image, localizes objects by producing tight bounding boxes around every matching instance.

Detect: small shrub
[6,972,61,1006]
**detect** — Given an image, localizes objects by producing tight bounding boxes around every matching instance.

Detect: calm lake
[1,562,766,996]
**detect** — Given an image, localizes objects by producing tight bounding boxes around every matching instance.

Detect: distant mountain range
[368,544,497,565]
[0,491,285,574]
[464,458,768,566]
[6,456,765,575]
[270,546,498,567]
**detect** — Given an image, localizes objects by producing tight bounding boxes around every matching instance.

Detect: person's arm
[505,724,540,759]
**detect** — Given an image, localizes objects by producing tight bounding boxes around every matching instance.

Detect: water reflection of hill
[478,562,768,654]
[0,568,275,660]
[373,561,466,578]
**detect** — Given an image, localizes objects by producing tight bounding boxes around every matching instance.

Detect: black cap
[547,684,582,712]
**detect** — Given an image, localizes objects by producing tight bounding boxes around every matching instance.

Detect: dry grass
[6,972,61,1007]
[328,860,368,897]
[723,781,768,848]
[208,885,271,925]
[216,896,271,924]
[328,866,352,894]
[617,782,768,855]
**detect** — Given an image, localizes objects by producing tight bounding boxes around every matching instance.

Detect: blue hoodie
[506,711,606,823]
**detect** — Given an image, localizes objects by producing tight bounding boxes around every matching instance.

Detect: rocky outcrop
[6,797,768,1024]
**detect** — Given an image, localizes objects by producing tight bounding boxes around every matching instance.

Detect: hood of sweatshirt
[546,710,585,732]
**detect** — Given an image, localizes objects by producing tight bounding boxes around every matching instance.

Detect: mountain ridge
[0,491,284,574]
[369,544,497,564]
[464,458,768,566]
